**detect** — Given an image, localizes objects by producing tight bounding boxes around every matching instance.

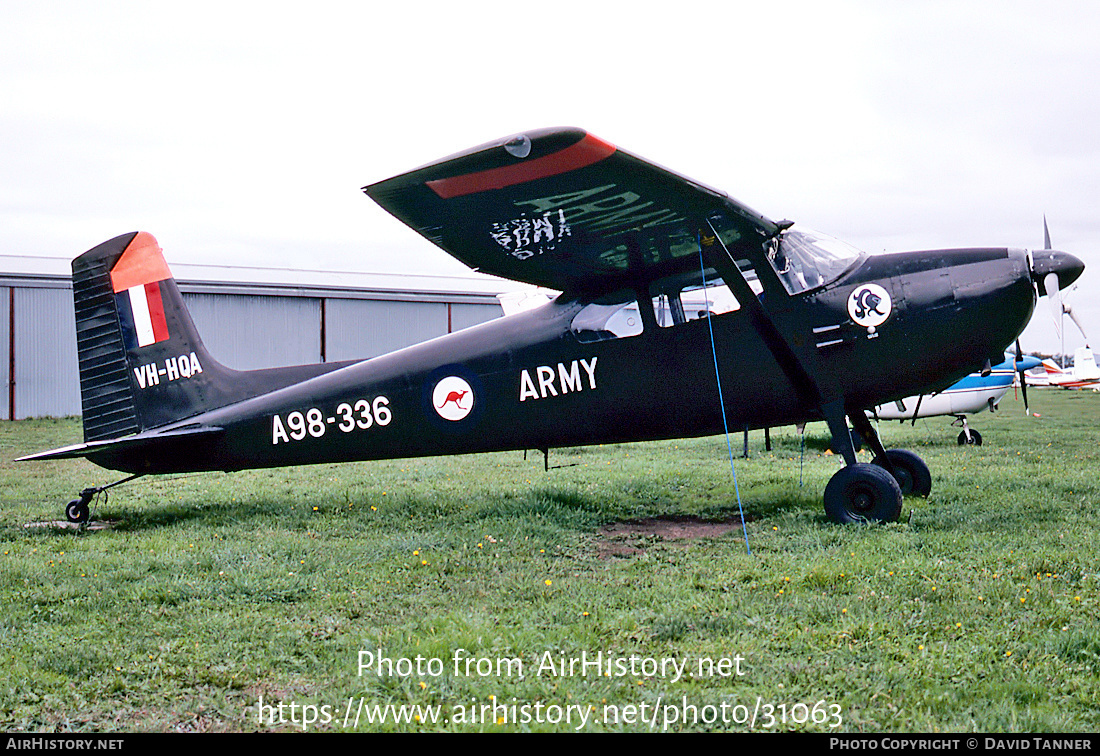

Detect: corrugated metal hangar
[1,255,512,420]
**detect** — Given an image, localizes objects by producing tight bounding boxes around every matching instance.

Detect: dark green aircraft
[21,127,1083,526]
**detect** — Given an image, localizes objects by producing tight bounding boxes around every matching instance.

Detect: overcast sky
[2,0,1098,355]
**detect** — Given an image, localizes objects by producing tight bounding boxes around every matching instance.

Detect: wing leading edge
[364,127,781,295]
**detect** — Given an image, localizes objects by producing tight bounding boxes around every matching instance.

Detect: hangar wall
[1,287,9,419]
[0,274,504,420]
[184,293,325,370]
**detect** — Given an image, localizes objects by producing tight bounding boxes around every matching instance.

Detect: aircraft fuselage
[88,246,1037,475]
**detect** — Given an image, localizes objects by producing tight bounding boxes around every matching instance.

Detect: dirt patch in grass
[596,515,746,558]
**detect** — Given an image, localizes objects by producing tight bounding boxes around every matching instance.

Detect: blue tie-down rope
[698,240,751,554]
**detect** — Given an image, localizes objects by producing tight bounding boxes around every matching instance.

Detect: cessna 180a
[21,128,1084,526]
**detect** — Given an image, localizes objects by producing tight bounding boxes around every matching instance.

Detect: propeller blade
[1044,215,1052,250]
[1065,303,1089,343]
[1015,339,1030,415]
[1045,272,1063,339]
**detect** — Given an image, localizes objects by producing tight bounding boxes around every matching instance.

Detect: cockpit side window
[768,228,864,295]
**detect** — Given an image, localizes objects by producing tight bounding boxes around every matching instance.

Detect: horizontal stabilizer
[17,426,223,462]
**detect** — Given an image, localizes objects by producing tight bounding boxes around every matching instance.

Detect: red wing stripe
[426,133,616,199]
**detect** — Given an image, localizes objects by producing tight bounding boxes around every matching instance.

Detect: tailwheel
[872,448,932,497]
[65,493,92,525]
[824,463,903,524]
[62,475,143,526]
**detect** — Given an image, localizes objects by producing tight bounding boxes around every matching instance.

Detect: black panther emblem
[853,288,884,319]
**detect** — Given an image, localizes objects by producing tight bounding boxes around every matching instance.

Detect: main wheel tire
[872,448,932,497]
[824,463,903,524]
[65,499,90,524]
[957,429,983,446]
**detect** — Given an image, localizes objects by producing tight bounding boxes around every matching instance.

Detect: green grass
[1,390,1098,732]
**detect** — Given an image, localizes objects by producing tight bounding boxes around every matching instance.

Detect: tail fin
[72,232,242,441]
[1074,346,1100,380]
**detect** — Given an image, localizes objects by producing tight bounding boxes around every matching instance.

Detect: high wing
[363,127,781,295]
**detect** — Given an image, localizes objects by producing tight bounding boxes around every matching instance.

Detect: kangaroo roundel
[433,376,474,421]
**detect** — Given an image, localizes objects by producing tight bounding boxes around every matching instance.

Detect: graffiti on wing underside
[490,209,572,261]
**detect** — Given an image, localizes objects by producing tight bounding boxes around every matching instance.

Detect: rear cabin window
[570,292,644,342]
[650,267,740,328]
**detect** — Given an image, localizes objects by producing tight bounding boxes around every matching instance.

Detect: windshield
[768,227,864,294]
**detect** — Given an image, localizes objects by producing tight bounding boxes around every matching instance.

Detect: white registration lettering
[536,366,558,397]
[580,357,598,389]
[132,352,204,390]
[514,184,684,236]
[272,395,392,445]
[133,363,161,389]
[519,370,539,402]
[519,357,598,402]
[373,396,392,425]
[272,415,290,445]
[558,361,581,393]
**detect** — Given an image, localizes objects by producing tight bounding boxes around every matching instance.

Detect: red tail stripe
[144,281,170,343]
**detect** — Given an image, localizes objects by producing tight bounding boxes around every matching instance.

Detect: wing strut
[910,394,925,425]
[702,216,897,476]
[702,218,821,412]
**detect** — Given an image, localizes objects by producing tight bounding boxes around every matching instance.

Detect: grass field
[1,389,1098,732]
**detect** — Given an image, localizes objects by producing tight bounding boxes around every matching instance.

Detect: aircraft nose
[1031,248,1085,295]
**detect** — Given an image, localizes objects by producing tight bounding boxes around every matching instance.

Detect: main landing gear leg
[65,474,144,525]
[850,409,932,498]
[821,401,903,524]
[822,400,859,467]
